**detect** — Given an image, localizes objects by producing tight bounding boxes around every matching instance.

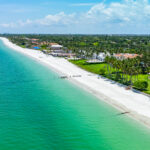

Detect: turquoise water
[0,40,150,150]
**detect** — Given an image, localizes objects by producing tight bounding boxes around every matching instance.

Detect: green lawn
[69,59,150,95]
[132,74,150,94]
[69,59,111,74]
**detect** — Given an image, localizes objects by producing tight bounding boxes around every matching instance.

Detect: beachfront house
[86,52,106,64]
[51,53,76,58]
[50,43,63,50]
[48,43,76,58]
[114,53,142,60]
[49,43,64,53]
[91,52,106,62]
[97,53,106,62]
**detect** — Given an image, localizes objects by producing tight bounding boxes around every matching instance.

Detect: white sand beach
[1,37,150,127]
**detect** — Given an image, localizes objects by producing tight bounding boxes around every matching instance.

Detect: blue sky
[0,0,150,34]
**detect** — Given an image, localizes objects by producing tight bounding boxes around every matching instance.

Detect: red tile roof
[114,53,142,59]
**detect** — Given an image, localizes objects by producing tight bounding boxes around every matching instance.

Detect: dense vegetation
[1,34,150,94]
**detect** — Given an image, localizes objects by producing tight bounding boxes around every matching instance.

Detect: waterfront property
[114,53,142,60]
[50,43,63,50]
[51,52,76,57]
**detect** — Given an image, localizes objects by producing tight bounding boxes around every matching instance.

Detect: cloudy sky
[0,0,150,34]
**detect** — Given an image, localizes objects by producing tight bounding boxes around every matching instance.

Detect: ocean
[0,40,150,150]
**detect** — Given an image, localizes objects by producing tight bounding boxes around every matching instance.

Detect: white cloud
[35,12,77,26]
[0,19,32,28]
[85,0,150,24]
[0,23,16,28]
[0,12,76,28]
[1,0,150,33]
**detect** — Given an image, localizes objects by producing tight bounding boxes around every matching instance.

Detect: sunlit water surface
[0,40,150,150]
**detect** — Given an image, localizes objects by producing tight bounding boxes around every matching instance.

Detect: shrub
[99,68,106,75]
[115,73,121,81]
[133,81,148,90]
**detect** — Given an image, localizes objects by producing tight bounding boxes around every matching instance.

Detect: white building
[92,53,106,62]
[90,52,106,63]
[97,53,106,62]
[50,44,63,50]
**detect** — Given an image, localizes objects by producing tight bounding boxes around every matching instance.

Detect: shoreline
[1,37,150,128]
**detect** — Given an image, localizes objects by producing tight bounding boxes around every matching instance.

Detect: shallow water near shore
[0,40,150,150]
